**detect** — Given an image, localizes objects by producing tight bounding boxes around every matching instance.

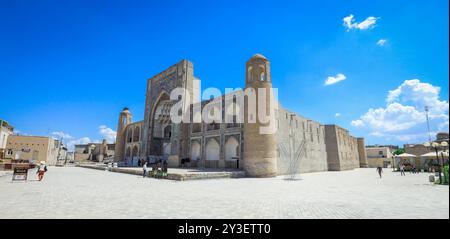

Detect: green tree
[393,148,405,155]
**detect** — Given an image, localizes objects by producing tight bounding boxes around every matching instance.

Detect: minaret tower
[114,107,132,162]
[243,54,278,177]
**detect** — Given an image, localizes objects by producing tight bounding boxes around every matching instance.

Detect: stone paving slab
[0,171,13,178]
[0,167,448,219]
[77,164,246,181]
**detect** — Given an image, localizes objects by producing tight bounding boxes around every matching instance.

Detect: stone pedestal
[167,155,179,168]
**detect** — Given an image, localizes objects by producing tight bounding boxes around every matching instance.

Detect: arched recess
[190,141,201,161]
[163,142,171,156]
[149,91,172,155]
[133,126,140,142]
[205,139,220,161]
[247,66,253,83]
[126,146,131,159]
[259,66,266,81]
[225,137,239,161]
[127,128,133,143]
[163,125,172,139]
[132,145,139,158]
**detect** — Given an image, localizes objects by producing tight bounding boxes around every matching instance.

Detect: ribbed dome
[250,53,268,60]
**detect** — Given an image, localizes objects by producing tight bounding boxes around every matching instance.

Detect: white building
[0,120,14,159]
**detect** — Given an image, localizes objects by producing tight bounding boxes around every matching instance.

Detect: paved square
[0,167,448,219]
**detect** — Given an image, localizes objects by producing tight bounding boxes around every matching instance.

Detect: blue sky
[0,0,448,149]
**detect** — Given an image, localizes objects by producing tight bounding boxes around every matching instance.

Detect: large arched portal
[149,92,174,156]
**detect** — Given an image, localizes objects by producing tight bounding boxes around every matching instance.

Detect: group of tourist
[399,164,419,176]
[141,159,168,178]
[376,164,420,179]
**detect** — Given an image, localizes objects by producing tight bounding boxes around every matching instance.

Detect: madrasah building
[114,54,368,177]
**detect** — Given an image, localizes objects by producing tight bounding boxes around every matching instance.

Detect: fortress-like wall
[276,107,328,174]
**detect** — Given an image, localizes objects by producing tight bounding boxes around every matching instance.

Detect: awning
[421,151,449,158]
[394,153,417,158]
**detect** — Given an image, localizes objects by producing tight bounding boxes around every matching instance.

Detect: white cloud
[51,131,73,140]
[335,113,341,117]
[343,14,379,31]
[351,119,364,127]
[325,73,346,86]
[66,137,92,151]
[49,125,116,151]
[377,39,387,46]
[352,79,449,143]
[99,125,116,143]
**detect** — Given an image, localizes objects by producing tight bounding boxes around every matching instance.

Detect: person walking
[142,161,148,178]
[36,161,47,181]
[400,164,406,176]
[376,166,383,178]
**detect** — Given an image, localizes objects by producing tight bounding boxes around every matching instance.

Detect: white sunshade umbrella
[395,153,417,158]
[421,151,449,158]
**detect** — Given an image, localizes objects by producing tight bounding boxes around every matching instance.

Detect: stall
[394,153,417,171]
[420,151,449,172]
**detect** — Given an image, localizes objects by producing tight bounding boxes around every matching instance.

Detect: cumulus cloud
[66,137,93,151]
[51,131,73,140]
[51,125,115,151]
[351,119,364,127]
[351,79,449,143]
[343,14,379,31]
[377,39,387,46]
[325,73,346,86]
[99,125,116,143]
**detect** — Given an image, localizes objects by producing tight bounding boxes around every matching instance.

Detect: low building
[366,144,399,152]
[4,135,59,166]
[366,146,393,168]
[404,132,449,157]
[0,120,14,159]
[435,132,449,144]
[74,140,115,162]
[404,144,432,157]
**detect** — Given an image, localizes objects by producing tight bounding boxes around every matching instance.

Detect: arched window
[247,66,253,82]
[259,66,266,81]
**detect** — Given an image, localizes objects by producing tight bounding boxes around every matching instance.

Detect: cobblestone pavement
[0,167,448,219]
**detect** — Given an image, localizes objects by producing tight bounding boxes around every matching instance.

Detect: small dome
[121,107,131,114]
[250,53,268,60]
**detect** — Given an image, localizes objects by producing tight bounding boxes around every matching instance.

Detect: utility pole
[425,106,432,144]
[56,136,63,165]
